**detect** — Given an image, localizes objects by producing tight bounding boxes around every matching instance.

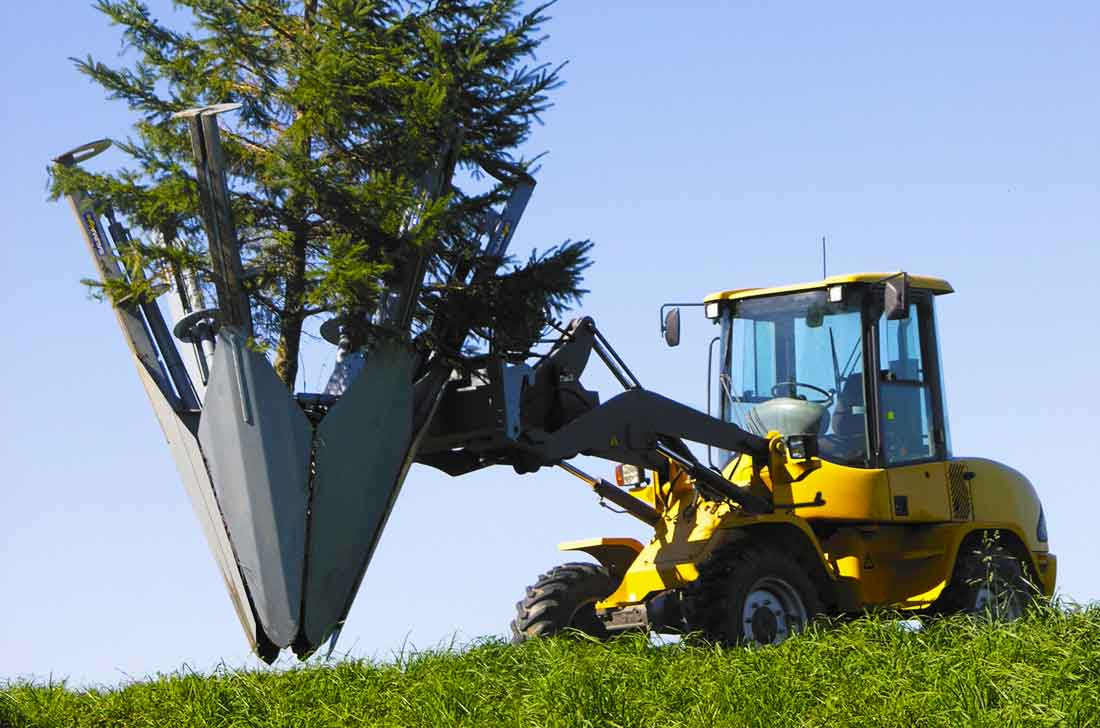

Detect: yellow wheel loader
[422,273,1055,645]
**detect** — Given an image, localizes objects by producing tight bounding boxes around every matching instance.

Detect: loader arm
[416,317,776,513]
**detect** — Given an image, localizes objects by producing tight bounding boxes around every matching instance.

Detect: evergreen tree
[53,0,591,387]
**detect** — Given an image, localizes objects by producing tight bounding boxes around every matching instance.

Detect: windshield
[720,288,869,466]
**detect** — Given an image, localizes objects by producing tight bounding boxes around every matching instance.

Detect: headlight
[1037,506,1048,543]
[614,464,647,487]
[705,302,720,319]
[784,434,818,461]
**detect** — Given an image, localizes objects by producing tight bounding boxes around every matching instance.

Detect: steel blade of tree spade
[484,172,535,258]
[197,328,313,650]
[173,104,253,336]
[173,104,318,655]
[385,126,465,332]
[54,139,274,657]
[133,358,270,658]
[297,338,416,654]
[102,206,202,412]
[297,171,537,656]
[297,131,466,656]
[54,139,180,410]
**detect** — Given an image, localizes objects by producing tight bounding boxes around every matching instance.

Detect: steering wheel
[770,381,834,406]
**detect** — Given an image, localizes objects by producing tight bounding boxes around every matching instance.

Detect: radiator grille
[948,462,973,520]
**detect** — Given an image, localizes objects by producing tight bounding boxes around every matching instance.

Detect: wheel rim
[741,577,808,645]
[974,583,1024,620]
[974,584,992,612]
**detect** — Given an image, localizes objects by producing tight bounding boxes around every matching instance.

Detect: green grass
[4,607,1099,728]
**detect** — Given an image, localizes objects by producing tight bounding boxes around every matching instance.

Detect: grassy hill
[3,607,1098,727]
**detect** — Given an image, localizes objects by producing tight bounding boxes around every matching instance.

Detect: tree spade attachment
[54,111,537,660]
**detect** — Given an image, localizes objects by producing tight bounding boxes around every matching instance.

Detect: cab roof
[704,272,954,304]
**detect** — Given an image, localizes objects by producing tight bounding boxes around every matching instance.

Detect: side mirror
[885,273,910,320]
[663,307,681,347]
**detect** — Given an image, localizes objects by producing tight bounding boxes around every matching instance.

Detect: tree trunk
[274,226,308,388]
[274,3,315,389]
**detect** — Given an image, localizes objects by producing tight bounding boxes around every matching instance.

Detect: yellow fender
[558,537,644,580]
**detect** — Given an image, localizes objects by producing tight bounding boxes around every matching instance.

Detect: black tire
[933,532,1035,620]
[687,543,822,646]
[511,562,618,643]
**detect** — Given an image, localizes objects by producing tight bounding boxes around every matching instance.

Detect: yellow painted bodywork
[557,537,644,580]
[589,443,1055,613]
[704,272,954,304]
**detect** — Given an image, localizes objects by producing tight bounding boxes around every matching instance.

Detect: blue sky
[1,1,1097,686]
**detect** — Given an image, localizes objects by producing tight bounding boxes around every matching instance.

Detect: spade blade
[296,339,416,654]
[133,355,272,658]
[197,328,313,648]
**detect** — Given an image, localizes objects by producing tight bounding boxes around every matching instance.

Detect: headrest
[833,373,865,436]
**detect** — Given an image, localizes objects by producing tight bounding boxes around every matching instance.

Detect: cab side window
[878,303,936,463]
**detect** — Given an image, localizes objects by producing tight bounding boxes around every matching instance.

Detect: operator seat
[820,373,866,465]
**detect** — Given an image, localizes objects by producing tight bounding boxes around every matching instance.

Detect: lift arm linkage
[416,317,774,513]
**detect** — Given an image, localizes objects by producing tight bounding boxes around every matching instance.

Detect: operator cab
[706,273,954,469]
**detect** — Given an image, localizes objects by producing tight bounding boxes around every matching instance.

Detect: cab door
[875,296,954,522]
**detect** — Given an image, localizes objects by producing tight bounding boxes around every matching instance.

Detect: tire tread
[511,562,618,643]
